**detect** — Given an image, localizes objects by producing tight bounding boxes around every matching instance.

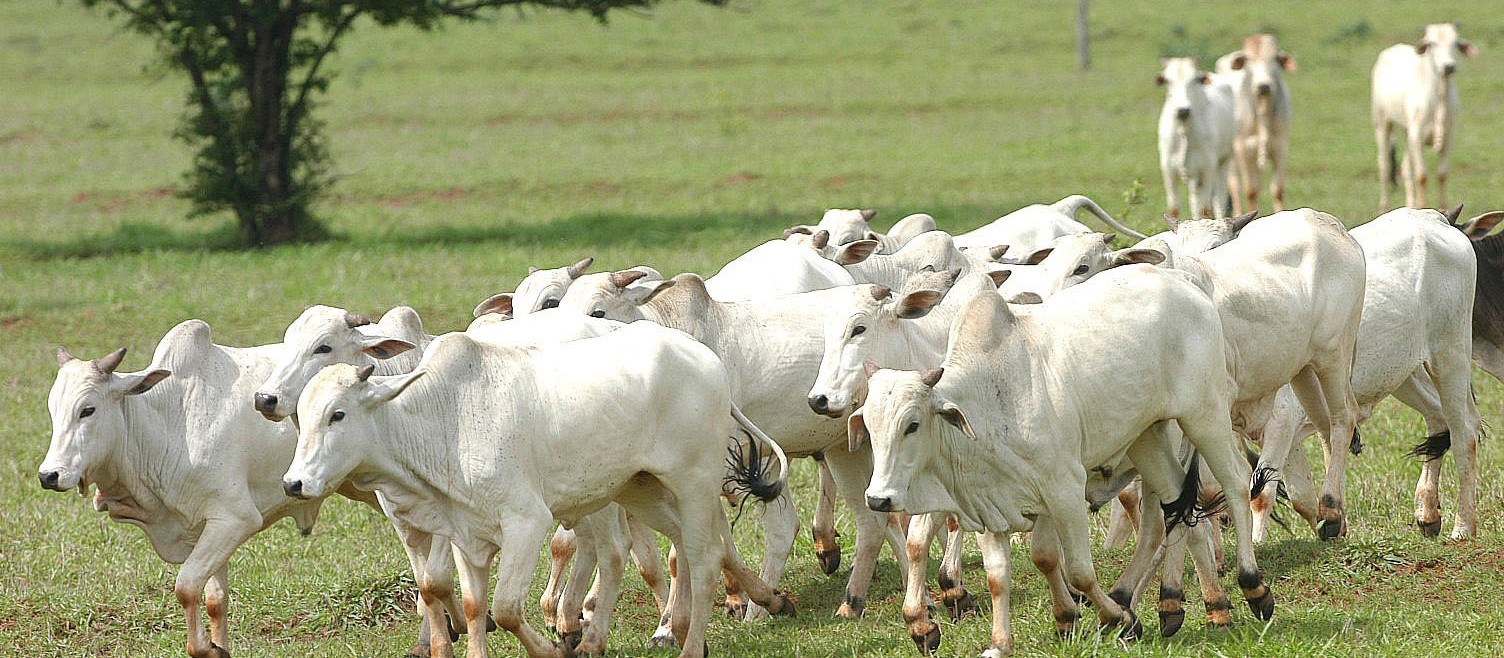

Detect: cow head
[1157,57,1213,122]
[1416,23,1476,77]
[558,269,677,321]
[1163,210,1259,254]
[1009,232,1165,299]
[283,363,424,500]
[511,257,593,317]
[812,208,880,246]
[39,347,171,493]
[1227,34,1295,98]
[254,306,417,422]
[788,227,881,265]
[852,365,974,514]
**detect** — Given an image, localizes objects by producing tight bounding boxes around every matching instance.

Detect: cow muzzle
[253,392,280,419]
[807,394,845,418]
[866,495,895,512]
[1175,107,1191,121]
[38,469,64,492]
[1255,83,1272,96]
[1443,63,1457,76]
[282,478,308,499]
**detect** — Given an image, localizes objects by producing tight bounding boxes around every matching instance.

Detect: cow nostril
[39,470,60,490]
[1175,107,1191,120]
[866,495,893,512]
[1443,64,1457,75]
[283,479,304,498]
[1256,83,1272,95]
[809,395,828,413]
[254,393,278,413]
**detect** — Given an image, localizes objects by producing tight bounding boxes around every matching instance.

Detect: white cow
[953,194,1147,252]
[38,321,381,658]
[470,261,663,320]
[281,323,793,658]
[1157,58,1236,220]
[785,209,939,253]
[560,270,910,621]
[1156,208,1365,538]
[703,237,856,301]
[1373,23,1477,211]
[854,267,1273,656]
[1248,208,1480,540]
[1216,34,1296,214]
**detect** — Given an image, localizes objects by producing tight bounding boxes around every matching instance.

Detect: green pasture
[4,0,1504,656]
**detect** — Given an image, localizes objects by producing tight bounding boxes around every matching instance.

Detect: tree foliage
[84,0,726,246]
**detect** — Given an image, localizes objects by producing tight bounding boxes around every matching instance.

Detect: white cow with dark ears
[1373,23,1477,210]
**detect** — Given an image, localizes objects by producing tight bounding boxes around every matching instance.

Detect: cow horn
[863,360,881,378]
[1445,203,1465,226]
[344,312,372,328]
[988,244,1009,261]
[919,264,936,273]
[782,226,812,238]
[920,367,944,388]
[1101,232,1116,244]
[94,347,127,375]
[56,346,75,366]
[566,257,594,279]
[609,270,649,289]
[1163,214,1180,231]
[527,266,540,274]
[860,209,878,221]
[812,230,830,249]
[356,364,376,382]
[871,284,892,301]
[946,267,962,285]
[1230,210,1259,233]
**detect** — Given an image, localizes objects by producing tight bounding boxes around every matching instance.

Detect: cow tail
[724,403,790,506]
[1388,143,1399,187]
[1163,451,1227,531]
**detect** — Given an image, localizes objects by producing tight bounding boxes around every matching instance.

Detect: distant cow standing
[1157,58,1237,219]
[1217,35,1296,214]
[1373,23,1477,210]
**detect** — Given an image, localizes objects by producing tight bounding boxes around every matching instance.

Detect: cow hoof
[202,644,230,658]
[1158,608,1185,638]
[559,630,583,655]
[836,600,864,620]
[944,590,978,622]
[770,590,798,617]
[722,600,747,619]
[1316,517,1346,541]
[817,548,842,575]
[910,622,942,655]
[1119,611,1143,642]
[647,631,678,650]
[1417,518,1442,538]
[1246,589,1276,621]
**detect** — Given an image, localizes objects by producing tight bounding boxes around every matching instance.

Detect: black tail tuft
[1349,427,1364,456]
[1249,464,1281,499]
[1388,143,1399,187]
[1407,430,1451,462]
[1164,453,1226,531]
[725,431,783,507]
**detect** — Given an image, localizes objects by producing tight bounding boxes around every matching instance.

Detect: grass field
[4,1,1504,656]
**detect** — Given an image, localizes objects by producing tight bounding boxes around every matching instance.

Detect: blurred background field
[3,1,1504,655]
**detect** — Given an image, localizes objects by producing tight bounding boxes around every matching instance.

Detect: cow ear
[865,231,881,242]
[1460,39,1478,58]
[895,290,945,319]
[1110,248,1166,268]
[1229,54,1248,71]
[528,266,540,275]
[783,225,813,238]
[56,346,76,366]
[1198,73,1213,85]
[1008,292,1044,305]
[986,269,1012,288]
[566,257,594,279]
[1415,40,1430,55]
[1277,51,1297,71]
[365,370,425,405]
[811,230,831,250]
[1023,247,1053,265]
[988,244,1010,262]
[472,293,514,318]
[860,209,878,222]
[835,240,880,266]
[1155,73,1167,86]
[359,335,417,360]
[117,369,172,396]
[937,401,976,440]
[848,409,869,452]
[624,278,677,305]
[1462,211,1504,239]
[1163,214,1181,231]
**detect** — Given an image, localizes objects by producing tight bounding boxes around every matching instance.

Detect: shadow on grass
[0,203,1018,261]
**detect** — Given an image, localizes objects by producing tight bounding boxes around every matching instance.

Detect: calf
[282,324,793,658]
[1157,58,1236,219]
[1373,23,1477,210]
[1217,35,1296,213]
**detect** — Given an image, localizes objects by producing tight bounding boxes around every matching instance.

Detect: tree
[1075,0,1089,70]
[84,0,725,246]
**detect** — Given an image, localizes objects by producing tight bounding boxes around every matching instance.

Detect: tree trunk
[248,9,299,245]
[1076,0,1089,71]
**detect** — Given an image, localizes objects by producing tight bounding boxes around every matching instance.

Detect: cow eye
[542,299,560,310]
[1073,264,1090,276]
[330,410,345,423]
[79,406,95,419]
[314,345,332,354]
[590,310,606,319]
[904,421,920,435]
[850,325,867,338]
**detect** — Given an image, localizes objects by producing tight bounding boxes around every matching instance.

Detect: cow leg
[420,533,464,658]
[1103,480,1141,550]
[812,455,842,575]
[554,519,598,646]
[483,514,557,658]
[1241,138,1263,213]
[1472,337,1504,383]
[977,531,1014,658]
[713,512,797,617]
[1028,521,1081,637]
[1393,371,1454,537]
[204,566,230,649]
[1279,441,1321,533]
[648,545,680,649]
[373,491,464,658]
[1314,359,1362,541]
[1186,522,1233,629]
[1375,121,1395,211]
[1163,163,1182,220]
[741,485,799,621]
[1187,172,1208,219]
[1178,405,1274,622]
[1405,130,1426,208]
[175,518,257,658]
[540,526,575,634]
[624,512,672,634]
[1043,497,1139,638]
[1268,136,1287,210]
[574,513,630,656]
[901,513,943,653]
[1436,142,1451,209]
[826,446,909,619]
[1287,366,1345,539]
[1417,353,1482,538]
[936,516,975,621]
[1248,392,1309,543]
[1228,138,1250,216]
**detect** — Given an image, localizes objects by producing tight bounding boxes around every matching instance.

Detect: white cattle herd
[35,26,1496,658]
